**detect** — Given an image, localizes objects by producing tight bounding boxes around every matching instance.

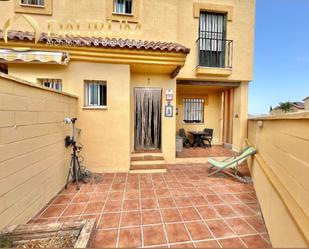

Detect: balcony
[196,37,233,76]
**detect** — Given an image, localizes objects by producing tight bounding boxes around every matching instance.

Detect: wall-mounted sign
[166,89,174,101]
[2,14,142,44]
[165,105,173,118]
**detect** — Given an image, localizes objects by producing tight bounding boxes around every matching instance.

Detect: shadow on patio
[29,164,272,248]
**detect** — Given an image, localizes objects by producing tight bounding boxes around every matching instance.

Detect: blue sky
[249,0,309,114]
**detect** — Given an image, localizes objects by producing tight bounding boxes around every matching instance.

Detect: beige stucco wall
[131,74,177,163]
[0,0,255,81]
[8,62,131,172]
[247,113,309,247]
[176,85,223,145]
[0,74,77,230]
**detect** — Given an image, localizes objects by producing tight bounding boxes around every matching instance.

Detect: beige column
[232,82,249,152]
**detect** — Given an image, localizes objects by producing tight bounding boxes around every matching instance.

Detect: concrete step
[130,164,167,171]
[131,155,165,162]
[131,152,163,158]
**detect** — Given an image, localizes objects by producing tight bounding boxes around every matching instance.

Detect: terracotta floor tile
[169,188,186,197]
[194,240,220,248]
[62,204,85,216]
[111,183,126,191]
[231,203,255,216]
[244,216,268,233]
[213,204,237,218]
[124,190,140,200]
[72,193,90,203]
[141,198,158,210]
[196,206,220,219]
[218,238,246,248]
[121,211,141,227]
[40,205,66,218]
[108,191,124,201]
[205,195,225,205]
[158,198,176,208]
[206,219,236,238]
[161,208,182,223]
[142,210,162,225]
[185,221,213,240]
[234,193,257,204]
[118,227,142,248]
[225,217,256,235]
[165,223,190,244]
[155,188,172,198]
[96,184,111,192]
[241,235,271,248]
[179,207,201,221]
[91,229,118,248]
[104,200,122,212]
[98,213,120,229]
[141,189,156,199]
[53,194,74,205]
[83,202,104,214]
[174,197,193,207]
[170,242,195,248]
[79,184,96,193]
[190,196,208,206]
[126,183,139,191]
[219,194,241,204]
[143,225,167,246]
[123,199,140,211]
[89,192,108,202]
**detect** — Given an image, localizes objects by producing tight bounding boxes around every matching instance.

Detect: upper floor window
[114,0,132,14]
[198,12,232,68]
[183,98,205,124]
[38,78,62,91]
[85,80,107,107]
[21,0,45,7]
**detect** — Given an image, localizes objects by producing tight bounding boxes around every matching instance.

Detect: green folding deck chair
[208,147,256,183]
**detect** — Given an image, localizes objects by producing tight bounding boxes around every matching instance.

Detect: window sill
[196,66,232,77]
[82,106,108,110]
[183,122,205,125]
[112,12,134,17]
[20,4,45,8]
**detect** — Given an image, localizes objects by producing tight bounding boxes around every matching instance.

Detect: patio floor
[29,164,272,248]
[176,146,234,158]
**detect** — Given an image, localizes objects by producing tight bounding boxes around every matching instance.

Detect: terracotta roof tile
[0,30,190,54]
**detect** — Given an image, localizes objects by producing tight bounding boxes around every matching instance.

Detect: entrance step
[130,152,166,172]
[129,164,167,173]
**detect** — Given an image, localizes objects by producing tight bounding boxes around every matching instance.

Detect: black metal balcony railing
[196,37,233,68]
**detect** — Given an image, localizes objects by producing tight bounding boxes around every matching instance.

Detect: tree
[278,102,294,113]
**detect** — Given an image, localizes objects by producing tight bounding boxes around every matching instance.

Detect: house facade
[0,0,255,172]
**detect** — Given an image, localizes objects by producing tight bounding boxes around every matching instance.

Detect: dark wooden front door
[134,88,162,151]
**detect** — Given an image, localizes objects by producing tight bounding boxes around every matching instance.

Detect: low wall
[0,73,78,230]
[248,113,309,247]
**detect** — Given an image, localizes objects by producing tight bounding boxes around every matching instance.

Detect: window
[21,0,45,7]
[198,12,228,68]
[114,0,132,14]
[38,78,62,91]
[0,64,8,74]
[85,80,107,107]
[183,98,205,124]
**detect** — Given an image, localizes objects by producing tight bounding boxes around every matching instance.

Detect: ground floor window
[183,98,205,124]
[0,64,8,74]
[21,0,45,7]
[84,80,107,107]
[38,78,62,91]
[114,0,132,14]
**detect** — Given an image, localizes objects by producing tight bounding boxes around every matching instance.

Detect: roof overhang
[0,30,190,77]
[0,48,70,65]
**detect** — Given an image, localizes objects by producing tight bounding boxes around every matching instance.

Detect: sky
[249,0,309,114]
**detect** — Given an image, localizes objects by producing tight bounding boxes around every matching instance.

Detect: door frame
[134,87,162,151]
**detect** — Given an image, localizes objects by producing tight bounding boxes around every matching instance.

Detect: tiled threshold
[29,164,272,248]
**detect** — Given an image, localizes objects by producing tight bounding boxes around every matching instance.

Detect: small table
[189,131,207,148]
